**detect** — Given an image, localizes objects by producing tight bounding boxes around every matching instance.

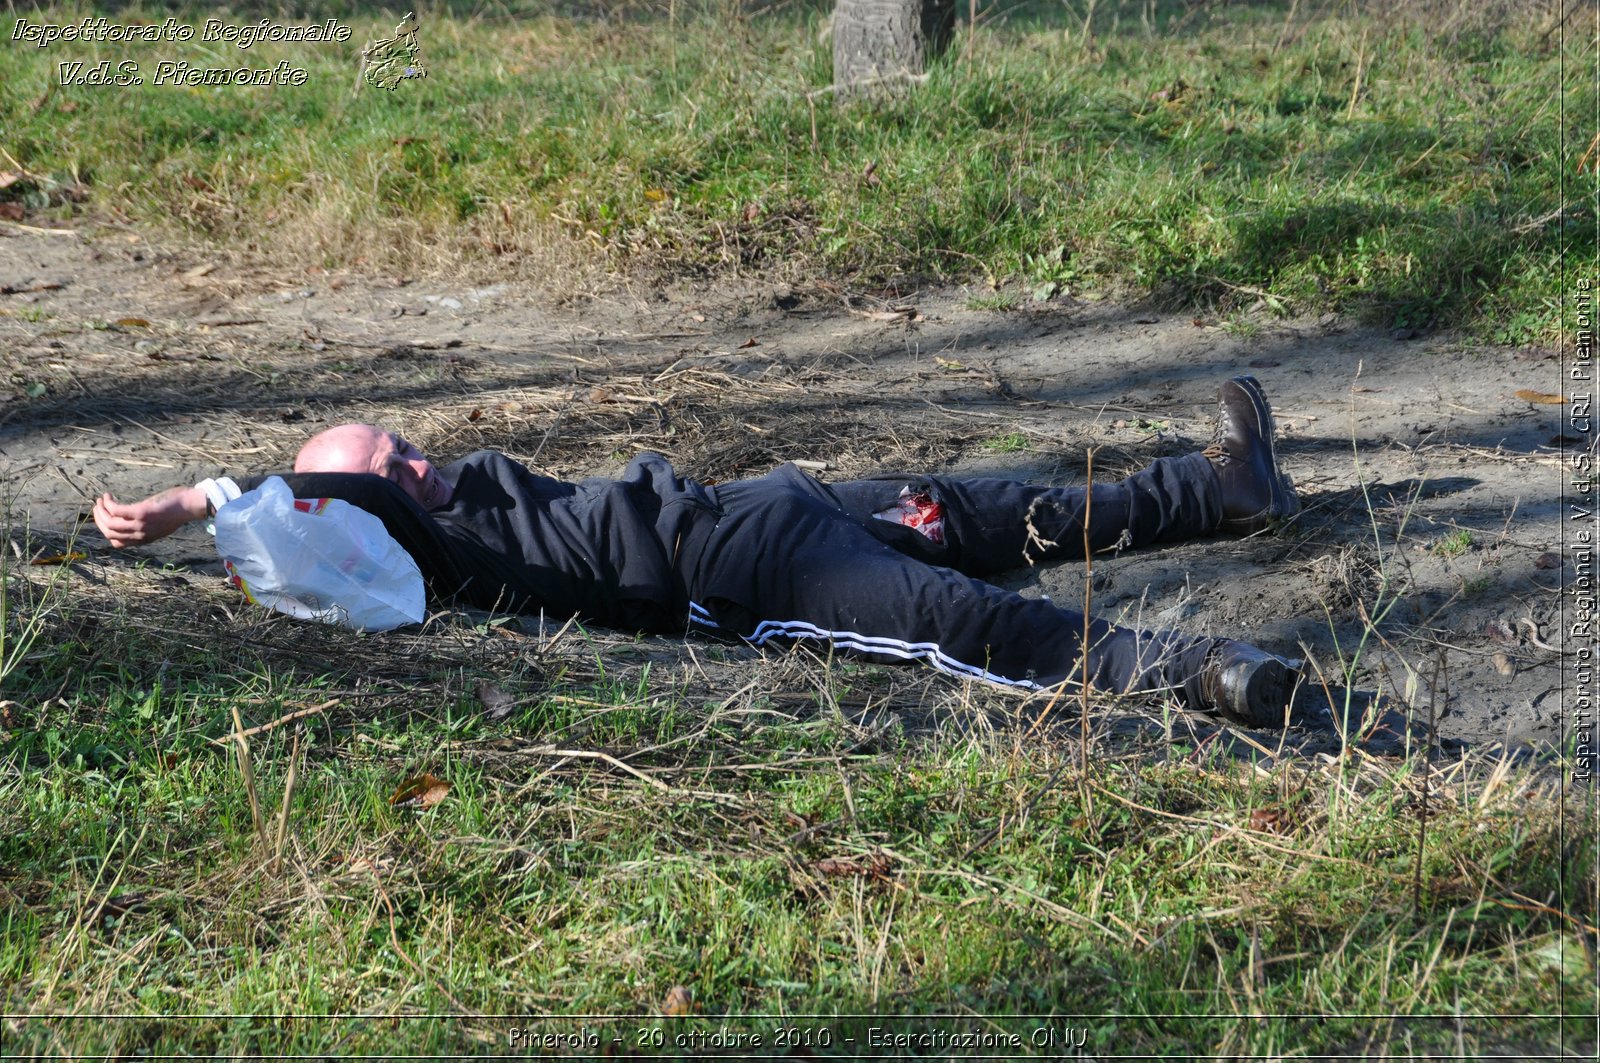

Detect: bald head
[295,423,387,476]
[294,423,454,509]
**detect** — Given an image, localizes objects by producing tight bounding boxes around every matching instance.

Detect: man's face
[369,431,454,510]
[298,425,454,509]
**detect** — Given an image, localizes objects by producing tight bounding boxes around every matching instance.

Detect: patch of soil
[0,225,1580,754]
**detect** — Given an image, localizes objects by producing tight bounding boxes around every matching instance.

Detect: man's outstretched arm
[93,486,209,547]
[96,473,483,606]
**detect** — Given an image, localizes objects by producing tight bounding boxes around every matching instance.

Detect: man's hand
[93,486,208,547]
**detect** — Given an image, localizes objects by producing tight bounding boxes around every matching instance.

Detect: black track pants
[685,453,1227,704]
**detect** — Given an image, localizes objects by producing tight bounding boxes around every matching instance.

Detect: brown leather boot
[1206,375,1300,534]
[1200,641,1303,727]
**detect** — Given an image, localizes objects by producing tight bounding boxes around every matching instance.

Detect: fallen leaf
[1248,808,1290,834]
[390,773,451,809]
[0,171,22,189]
[1482,618,1517,643]
[114,317,150,328]
[1515,389,1566,405]
[1492,652,1516,677]
[661,985,696,1016]
[737,337,759,349]
[0,204,24,221]
[1534,552,1563,571]
[812,853,893,879]
[743,202,760,222]
[30,551,85,566]
[474,680,517,720]
[587,387,612,403]
[644,187,666,202]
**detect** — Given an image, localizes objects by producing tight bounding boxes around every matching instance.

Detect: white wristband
[195,476,242,515]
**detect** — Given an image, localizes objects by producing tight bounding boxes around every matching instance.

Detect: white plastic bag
[214,476,426,632]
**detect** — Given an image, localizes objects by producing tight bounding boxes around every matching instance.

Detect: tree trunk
[831,0,954,104]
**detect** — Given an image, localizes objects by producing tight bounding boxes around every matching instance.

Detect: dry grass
[1,448,1589,1055]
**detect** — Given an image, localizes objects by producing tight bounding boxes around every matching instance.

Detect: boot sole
[1238,654,1299,727]
[1220,375,1301,533]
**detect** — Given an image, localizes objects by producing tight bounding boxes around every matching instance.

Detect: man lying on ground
[94,376,1304,724]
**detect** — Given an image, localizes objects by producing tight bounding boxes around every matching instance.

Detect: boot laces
[1205,395,1246,466]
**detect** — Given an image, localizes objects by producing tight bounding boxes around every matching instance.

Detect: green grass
[965,290,1023,312]
[1434,527,1475,557]
[0,537,1593,1056]
[0,1,1588,340]
[981,431,1031,452]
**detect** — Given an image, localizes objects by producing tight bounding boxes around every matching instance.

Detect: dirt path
[0,225,1578,751]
